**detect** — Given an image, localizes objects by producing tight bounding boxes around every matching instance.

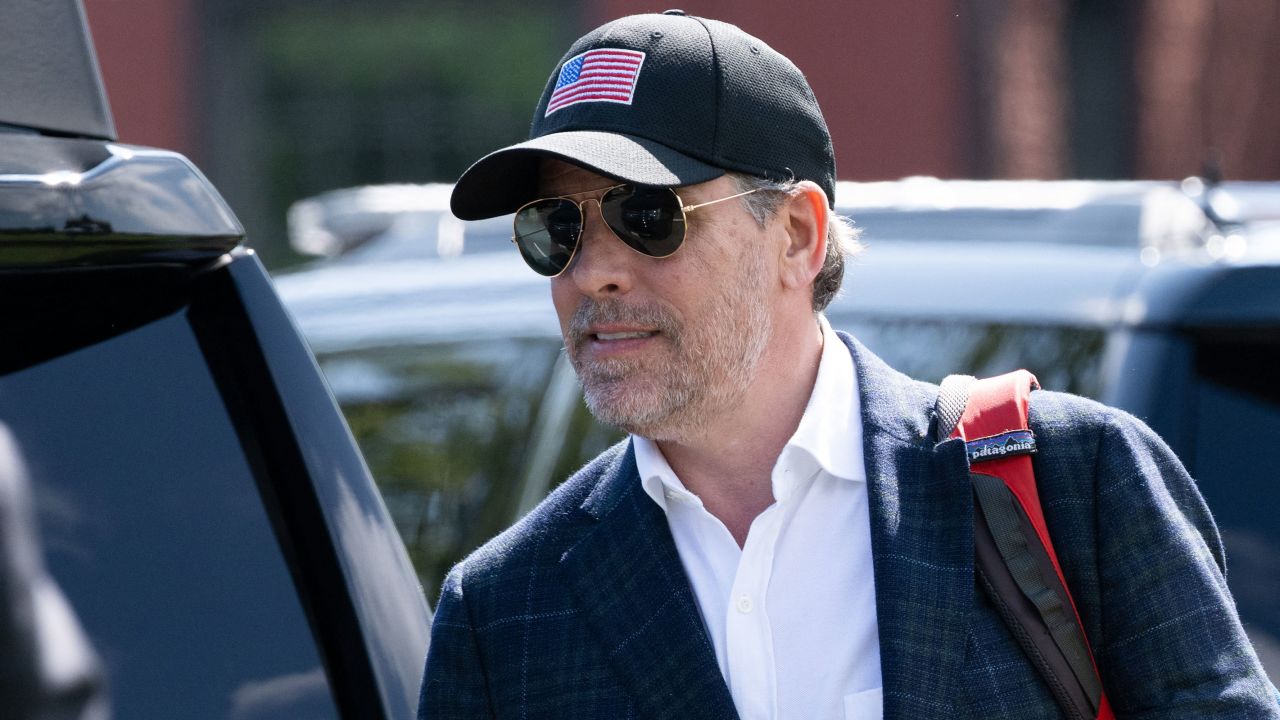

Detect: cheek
[550,278,577,333]
[686,220,775,292]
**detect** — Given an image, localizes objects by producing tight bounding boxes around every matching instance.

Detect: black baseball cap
[450,10,836,220]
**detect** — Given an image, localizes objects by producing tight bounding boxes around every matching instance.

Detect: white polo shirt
[635,316,883,720]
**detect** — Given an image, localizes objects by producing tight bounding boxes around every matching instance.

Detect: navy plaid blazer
[419,333,1277,719]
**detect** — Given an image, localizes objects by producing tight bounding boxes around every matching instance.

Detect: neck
[656,314,824,545]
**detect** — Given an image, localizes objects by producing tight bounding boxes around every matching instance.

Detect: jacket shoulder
[1029,388,1182,479]
[1030,387,1122,433]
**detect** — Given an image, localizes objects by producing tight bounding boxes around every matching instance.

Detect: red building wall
[83,0,199,159]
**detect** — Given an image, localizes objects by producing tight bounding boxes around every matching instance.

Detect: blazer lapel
[560,441,738,720]
[842,334,975,719]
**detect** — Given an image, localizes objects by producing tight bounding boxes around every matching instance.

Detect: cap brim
[450,131,724,220]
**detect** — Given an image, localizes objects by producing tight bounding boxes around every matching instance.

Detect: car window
[835,317,1107,398]
[1192,335,1280,683]
[321,338,622,596]
[0,308,339,720]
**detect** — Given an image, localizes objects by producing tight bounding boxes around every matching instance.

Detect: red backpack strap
[949,370,1115,720]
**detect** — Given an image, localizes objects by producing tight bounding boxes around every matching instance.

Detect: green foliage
[256,4,560,112]
[251,2,577,270]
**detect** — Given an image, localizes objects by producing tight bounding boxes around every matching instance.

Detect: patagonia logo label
[966,429,1037,463]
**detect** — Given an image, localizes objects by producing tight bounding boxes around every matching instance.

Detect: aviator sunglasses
[511,183,763,277]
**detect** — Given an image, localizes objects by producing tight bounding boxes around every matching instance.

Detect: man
[420,11,1276,719]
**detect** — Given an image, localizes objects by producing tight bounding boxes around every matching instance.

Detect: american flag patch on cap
[545,49,646,116]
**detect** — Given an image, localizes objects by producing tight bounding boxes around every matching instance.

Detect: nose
[562,201,635,297]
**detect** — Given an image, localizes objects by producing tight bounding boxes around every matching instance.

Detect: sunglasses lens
[514,199,581,276]
[600,186,684,257]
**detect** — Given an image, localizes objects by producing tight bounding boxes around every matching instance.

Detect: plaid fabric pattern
[419,334,1278,719]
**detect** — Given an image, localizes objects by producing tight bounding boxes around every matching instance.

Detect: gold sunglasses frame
[511,183,764,277]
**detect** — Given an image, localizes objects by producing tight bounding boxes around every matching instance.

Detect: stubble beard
[565,254,772,443]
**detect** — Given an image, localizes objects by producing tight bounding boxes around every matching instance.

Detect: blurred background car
[1,2,428,718]
[275,174,1280,684]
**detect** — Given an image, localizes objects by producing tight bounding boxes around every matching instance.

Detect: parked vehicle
[277,175,1280,683]
[0,2,429,718]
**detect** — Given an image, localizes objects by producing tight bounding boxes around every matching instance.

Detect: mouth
[567,300,677,360]
[592,330,657,341]
[577,326,661,360]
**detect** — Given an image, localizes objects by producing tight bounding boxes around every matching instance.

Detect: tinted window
[836,317,1107,398]
[1193,336,1280,683]
[0,310,339,719]
[321,338,621,595]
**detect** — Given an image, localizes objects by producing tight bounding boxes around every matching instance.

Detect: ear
[776,181,828,293]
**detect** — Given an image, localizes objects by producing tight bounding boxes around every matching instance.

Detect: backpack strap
[934,374,974,441]
[938,371,1115,720]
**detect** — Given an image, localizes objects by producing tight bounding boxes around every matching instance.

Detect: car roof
[0,138,243,270]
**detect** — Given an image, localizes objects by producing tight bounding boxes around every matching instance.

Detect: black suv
[278,177,1280,684]
[1,2,429,718]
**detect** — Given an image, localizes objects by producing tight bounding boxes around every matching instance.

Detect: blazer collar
[841,332,975,719]
[564,441,739,720]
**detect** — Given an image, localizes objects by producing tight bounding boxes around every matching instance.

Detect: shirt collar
[636,435,698,512]
[784,314,864,484]
[635,314,864,513]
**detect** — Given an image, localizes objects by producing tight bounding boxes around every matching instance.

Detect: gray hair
[728,173,863,311]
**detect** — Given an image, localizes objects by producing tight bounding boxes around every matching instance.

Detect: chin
[582,378,694,440]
